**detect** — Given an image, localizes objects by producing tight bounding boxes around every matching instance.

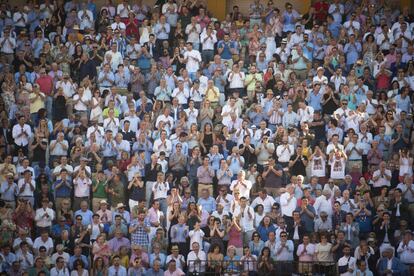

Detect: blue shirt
[308,91,323,111]
[197,196,216,213]
[170,223,188,243]
[102,140,117,157]
[52,179,72,198]
[373,134,391,152]
[108,265,127,276]
[302,42,314,61]
[295,205,316,233]
[223,255,240,272]
[328,22,342,39]
[98,71,115,87]
[395,95,411,112]
[344,42,361,65]
[217,40,234,60]
[51,223,70,238]
[69,255,89,270]
[74,209,94,226]
[257,224,276,242]
[227,155,244,175]
[149,253,166,268]
[153,23,170,40]
[207,153,223,172]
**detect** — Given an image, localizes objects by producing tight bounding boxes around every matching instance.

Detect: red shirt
[376,72,390,90]
[36,75,54,96]
[313,1,329,23]
[125,18,140,40]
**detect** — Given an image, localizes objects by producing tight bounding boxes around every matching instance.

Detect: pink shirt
[164,268,185,276]
[36,75,54,96]
[297,243,315,262]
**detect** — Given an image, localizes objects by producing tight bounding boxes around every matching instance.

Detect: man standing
[12,115,32,156]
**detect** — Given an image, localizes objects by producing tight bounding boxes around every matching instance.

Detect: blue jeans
[45,96,53,120]
[188,72,197,81]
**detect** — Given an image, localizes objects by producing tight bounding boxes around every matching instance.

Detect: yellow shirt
[302,147,311,159]
[205,87,220,103]
[29,92,45,114]
[245,73,263,91]
[120,255,129,268]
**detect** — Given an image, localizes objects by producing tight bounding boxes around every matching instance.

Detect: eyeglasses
[280,235,287,237]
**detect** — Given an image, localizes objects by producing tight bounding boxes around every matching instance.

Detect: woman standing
[314,233,334,275]
[257,247,274,275]
[227,217,243,256]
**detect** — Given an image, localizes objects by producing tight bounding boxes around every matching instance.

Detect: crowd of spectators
[0,0,413,275]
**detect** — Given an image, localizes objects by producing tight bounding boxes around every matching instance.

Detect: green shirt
[28,267,49,276]
[109,181,125,207]
[92,180,107,198]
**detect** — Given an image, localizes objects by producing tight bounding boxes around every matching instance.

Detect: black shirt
[239,143,256,169]
[322,93,340,115]
[289,154,308,176]
[144,163,162,182]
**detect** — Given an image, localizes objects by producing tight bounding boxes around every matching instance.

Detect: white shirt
[153,139,172,157]
[17,178,35,197]
[276,144,294,163]
[200,32,217,50]
[35,207,55,227]
[152,182,169,200]
[185,23,201,43]
[172,87,190,105]
[50,267,70,276]
[372,169,392,188]
[73,177,92,197]
[33,237,54,253]
[73,93,89,111]
[187,250,206,273]
[116,3,131,18]
[111,21,126,31]
[275,240,294,261]
[230,179,252,199]
[329,158,346,179]
[103,117,120,135]
[397,240,414,264]
[0,36,16,53]
[313,195,333,217]
[216,194,233,213]
[105,50,124,71]
[188,229,205,250]
[228,71,245,89]
[50,140,69,156]
[155,114,174,130]
[233,205,255,231]
[78,10,94,30]
[280,192,297,217]
[310,156,326,177]
[56,81,76,98]
[297,106,314,123]
[338,255,356,276]
[184,49,201,73]
[251,195,275,213]
[12,123,32,147]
